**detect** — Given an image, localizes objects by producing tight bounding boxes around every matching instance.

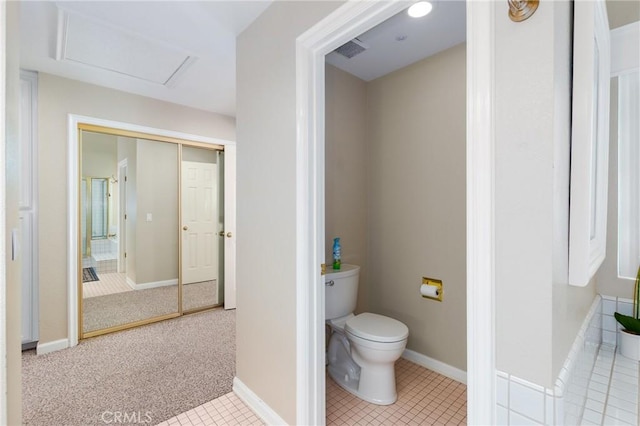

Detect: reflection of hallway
[82,280,219,333]
[82,272,130,298]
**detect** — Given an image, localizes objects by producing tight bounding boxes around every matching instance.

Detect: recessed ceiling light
[407,1,433,18]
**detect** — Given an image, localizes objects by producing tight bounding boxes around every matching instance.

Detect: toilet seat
[345,313,409,343]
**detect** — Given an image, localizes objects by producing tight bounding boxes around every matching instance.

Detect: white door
[223,145,236,309]
[182,161,218,284]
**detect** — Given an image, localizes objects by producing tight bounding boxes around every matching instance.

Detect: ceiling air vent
[333,38,369,59]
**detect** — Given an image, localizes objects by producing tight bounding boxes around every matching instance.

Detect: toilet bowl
[325,265,409,405]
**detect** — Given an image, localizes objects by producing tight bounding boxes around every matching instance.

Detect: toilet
[325,264,409,405]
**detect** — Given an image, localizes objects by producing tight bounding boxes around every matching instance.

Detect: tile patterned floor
[580,344,639,426]
[82,272,131,298]
[161,358,467,425]
[156,393,263,426]
[327,358,467,425]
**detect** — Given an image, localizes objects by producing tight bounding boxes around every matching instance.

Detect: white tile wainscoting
[496,295,640,425]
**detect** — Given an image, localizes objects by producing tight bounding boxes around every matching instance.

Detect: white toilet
[325,264,408,405]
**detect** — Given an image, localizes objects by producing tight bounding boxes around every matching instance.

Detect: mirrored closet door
[79,126,225,338]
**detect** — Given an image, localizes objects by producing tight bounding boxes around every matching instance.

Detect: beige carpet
[23,309,235,426]
[83,281,219,333]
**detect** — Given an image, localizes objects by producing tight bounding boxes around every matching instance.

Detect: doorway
[295,1,496,424]
[68,116,237,344]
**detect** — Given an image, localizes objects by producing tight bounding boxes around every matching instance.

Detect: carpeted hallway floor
[22,308,235,426]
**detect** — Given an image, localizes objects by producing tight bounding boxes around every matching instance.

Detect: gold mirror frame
[78,123,224,339]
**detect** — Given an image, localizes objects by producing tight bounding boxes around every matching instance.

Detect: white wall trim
[0,2,8,422]
[466,0,496,424]
[402,349,467,385]
[611,21,640,77]
[19,69,40,346]
[128,278,177,290]
[36,338,69,355]
[68,114,236,346]
[296,1,411,424]
[233,377,288,426]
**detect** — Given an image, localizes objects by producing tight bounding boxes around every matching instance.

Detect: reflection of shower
[82,177,118,273]
[91,178,108,239]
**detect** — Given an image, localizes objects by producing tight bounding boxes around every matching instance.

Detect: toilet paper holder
[421,277,443,302]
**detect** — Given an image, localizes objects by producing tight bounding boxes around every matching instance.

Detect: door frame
[295,1,496,424]
[0,1,7,422]
[67,114,236,347]
[117,159,127,273]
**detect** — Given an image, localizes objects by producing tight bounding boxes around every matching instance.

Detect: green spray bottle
[332,237,341,270]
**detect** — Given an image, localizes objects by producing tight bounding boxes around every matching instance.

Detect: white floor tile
[585,398,605,414]
[614,356,639,368]
[588,380,609,394]
[590,372,610,385]
[612,364,639,378]
[609,379,638,393]
[608,386,639,404]
[606,397,637,415]
[509,410,541,426]
[603,415,635,425]
[605,405,637,425]
[611,371,638,385]
[587,388,607,403]
[582,408,603,424]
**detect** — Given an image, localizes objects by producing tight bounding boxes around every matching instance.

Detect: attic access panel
[58,10,196,86]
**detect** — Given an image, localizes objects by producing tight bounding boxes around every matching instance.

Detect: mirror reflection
[81,131,180,334]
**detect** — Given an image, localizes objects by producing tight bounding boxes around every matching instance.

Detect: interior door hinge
[124,252,127,258]
[321,263,326,276]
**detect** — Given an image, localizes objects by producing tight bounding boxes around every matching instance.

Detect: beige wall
[37,73,235,345]
[236,1,342,423]
[5,2,21,424]
[366,44,467,371]
[118,137,137,283]
[596,77,637,297]
[607,0,640,29]
[494,0,597,388]
[135,140,179,285]
[325,65,369,313]
[183,146,218,163]
[82,133,118,178]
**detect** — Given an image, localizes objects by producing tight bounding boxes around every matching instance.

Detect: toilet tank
[325,264,360,320]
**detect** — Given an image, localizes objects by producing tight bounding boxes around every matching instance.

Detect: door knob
[183,226,188,231]
[226,232,233,238]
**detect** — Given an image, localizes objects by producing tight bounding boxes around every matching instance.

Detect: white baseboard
[127,277,178,290]
[233,377,288,425]
[36,338,69,355]
[402,348,467,384]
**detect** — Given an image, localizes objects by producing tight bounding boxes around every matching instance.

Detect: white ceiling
[20,1,272,116]
[20,1,465,117]
[326,0,466,81]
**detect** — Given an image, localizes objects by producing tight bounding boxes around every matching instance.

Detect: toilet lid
[345,313,409,343]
